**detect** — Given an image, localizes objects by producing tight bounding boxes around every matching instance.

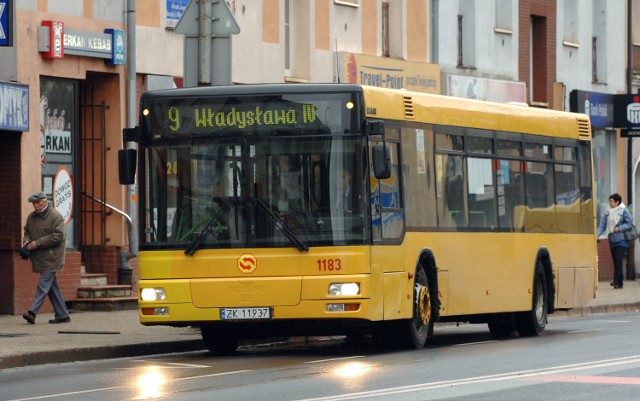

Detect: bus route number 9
[317,258,341,271]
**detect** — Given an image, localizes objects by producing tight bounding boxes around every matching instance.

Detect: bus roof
[141,83,364,100]
[361,85,591,140]
[140,83,591,140]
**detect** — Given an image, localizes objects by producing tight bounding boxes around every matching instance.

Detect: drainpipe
[123,0,139,285]
[627,0,633,206]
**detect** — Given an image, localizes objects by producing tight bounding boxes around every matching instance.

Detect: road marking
[452,340,497,347]
[566,329,603,334]
[591,319,631,323]
[306,356,366,364]
[523,374,640,385]
[131,360,210,368]
[296,355,640,400]
[6,370,250,401]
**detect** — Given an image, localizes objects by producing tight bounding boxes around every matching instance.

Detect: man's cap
[27,191,47,202]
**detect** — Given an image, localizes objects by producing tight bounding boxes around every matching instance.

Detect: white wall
[556,0,627,111]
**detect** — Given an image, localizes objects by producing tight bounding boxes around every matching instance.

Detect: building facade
[1,0,639,314]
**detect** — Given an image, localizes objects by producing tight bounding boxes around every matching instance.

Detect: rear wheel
[516,262,548,336]
[395,266,432,349]
[200,326,239,355]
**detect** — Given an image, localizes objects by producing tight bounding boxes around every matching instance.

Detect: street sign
[175,0,240,36]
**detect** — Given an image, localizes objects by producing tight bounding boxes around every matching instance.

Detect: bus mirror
[367,120,385,136]
[372,144,391,179]
[118,149,137,185]
[123,127,139,143]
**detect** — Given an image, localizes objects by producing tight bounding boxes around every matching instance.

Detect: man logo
[628,99,640,124]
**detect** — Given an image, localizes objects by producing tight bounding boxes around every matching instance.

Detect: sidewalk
[1,281,639,370]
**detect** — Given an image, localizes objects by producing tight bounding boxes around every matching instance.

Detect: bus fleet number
[317,258,342,271]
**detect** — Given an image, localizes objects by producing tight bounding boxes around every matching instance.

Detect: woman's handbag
[623,225,639,241]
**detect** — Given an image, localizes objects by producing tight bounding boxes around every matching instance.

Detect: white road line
[6,370,251,401]
[131,360,210,368]
[305,356,366,364]
[295,355,640,401]
[452,340,498,347]
[566,329,603,334]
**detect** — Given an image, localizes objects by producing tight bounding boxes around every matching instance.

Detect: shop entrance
[78,73,121,280]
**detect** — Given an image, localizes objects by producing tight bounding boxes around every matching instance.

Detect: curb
[0,339,205,370]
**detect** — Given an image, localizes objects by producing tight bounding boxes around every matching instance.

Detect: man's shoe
[48,317,71,324]
[22,311,35,324]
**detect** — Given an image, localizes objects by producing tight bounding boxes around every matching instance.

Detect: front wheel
[395,266,433,349]
[515,262,548,336]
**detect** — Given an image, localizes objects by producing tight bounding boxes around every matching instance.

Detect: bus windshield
[140,93,369,250]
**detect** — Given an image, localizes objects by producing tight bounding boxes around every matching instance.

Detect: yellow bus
[119,83,597,355]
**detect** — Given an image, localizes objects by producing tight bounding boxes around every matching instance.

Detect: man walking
[21,191,71,324]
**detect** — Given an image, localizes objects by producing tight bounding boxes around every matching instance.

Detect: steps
[69,273,138,311]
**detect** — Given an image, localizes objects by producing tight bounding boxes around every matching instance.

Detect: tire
[200,326,239,356]
[516,262,548,336]
[395,266,433,349]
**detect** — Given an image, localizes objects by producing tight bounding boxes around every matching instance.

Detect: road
[2,313,640,401]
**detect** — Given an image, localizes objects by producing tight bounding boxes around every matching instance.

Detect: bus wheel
[516,262,548,336]
[201,326,239,355]
[396,266,432,349]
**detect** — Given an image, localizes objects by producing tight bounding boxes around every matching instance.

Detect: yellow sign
[341,52,440,94]
[237,254,257,274]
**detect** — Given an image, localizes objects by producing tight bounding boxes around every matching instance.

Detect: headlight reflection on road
[136,366,167,399]
[335,361,370,378]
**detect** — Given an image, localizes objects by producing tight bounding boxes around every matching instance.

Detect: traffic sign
[175,0,240,36]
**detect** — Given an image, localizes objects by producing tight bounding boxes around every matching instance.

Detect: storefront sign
[569,90,614,128]
[105,29,125,65]
[0,0,12,47]
[53,166,73,225]
[38,21,126,64]
[447,74,526,104]
[166,0,189,29]
[0,81,29,131]
[614,94,640,129]
[340,52,440,94]
[40,20,63,58]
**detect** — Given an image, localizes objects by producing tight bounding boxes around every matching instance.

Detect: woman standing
[597,193,635,289]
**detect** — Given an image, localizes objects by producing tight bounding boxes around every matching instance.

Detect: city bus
[119,83,597,355]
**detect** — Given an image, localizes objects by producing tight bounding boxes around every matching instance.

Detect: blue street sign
[0,0,12,47]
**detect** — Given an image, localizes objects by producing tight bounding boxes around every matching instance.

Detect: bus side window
[436,154,466,228]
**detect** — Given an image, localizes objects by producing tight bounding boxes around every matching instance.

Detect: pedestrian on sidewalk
[625,204,636,281]
[21,191,71,324]
[597,193,634,289]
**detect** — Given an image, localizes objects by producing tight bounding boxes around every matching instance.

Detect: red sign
[41,20,64,59]
[237,254,257,274]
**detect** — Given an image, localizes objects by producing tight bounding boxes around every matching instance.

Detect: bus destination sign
[161,101,321,133]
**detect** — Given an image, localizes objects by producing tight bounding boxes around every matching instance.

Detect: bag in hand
[19,245,30,260]
[623,225,640,242]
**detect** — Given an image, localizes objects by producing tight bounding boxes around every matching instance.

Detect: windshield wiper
[251,198,309,252]
[184,198,233,256]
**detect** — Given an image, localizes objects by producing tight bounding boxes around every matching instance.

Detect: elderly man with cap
[21,191,71,324]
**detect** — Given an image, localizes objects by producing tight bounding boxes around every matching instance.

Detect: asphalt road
[2,312,640,401]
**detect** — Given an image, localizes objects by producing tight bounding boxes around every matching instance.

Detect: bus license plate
[220,307,271,320]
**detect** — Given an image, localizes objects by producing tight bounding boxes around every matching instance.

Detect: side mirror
[372,144,391,179]
[118,149,137,185]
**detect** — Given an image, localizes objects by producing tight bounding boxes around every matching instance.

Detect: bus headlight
[140,287,166,301]
[329,283,360,296]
